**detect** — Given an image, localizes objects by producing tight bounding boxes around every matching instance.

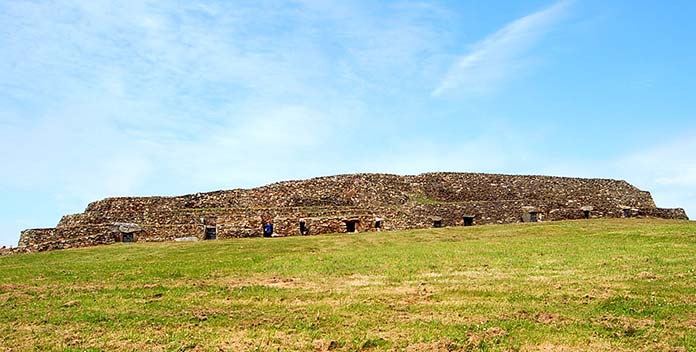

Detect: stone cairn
[17,172,688,252]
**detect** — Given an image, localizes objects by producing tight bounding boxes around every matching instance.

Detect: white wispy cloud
[0,0,456,247]
[3,0,689,249]
[432,0,571,97]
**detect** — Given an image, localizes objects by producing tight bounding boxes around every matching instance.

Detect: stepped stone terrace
[18,172,688,252]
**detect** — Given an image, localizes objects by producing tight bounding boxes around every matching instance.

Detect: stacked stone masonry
[19,172,688,252]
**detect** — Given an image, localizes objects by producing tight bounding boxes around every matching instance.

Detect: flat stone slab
[174,236,199,242]
[116,223,142,233]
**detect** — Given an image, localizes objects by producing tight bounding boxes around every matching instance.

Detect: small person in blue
[263,222,273,238]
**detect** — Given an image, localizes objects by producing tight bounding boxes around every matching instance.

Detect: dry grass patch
[1,219,695,350]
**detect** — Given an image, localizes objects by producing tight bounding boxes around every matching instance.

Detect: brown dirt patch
[312,338,338,351]
[522,341,627,351]
[636,271,662,280]
[466,327,506,349]
[682,317,696,329]
[591,314,655,337]
[502,310,569,325]
[404,338,457,352]
[343,274,384,287]
[62,300,79,307]
[0,283,23,291]
[222,276,307,290]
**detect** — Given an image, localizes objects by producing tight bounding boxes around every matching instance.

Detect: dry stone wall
[19,226,114,252]
[18,172,688,252]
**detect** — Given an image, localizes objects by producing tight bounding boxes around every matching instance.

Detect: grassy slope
[1,219,696,351]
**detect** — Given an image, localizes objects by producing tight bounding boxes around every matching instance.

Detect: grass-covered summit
[2,219,695,351]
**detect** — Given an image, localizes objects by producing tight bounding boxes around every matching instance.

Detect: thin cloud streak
[432,0,571,97]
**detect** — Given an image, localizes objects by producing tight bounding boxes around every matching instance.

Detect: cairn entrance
[431,216,443,228]
[522,207,539,223]
[342,218,360,233]
[204,227,217,240]
[581,206,593,219]
[463,215,474,226]
[115,223,141,243]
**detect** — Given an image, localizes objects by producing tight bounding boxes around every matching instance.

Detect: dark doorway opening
[205,227,217,240]
[346,221,357,233]
[122,233,134,243]
[375,220,382,229]
[623,208,631,218]
[299,220,308,235]
[583,210,591,219]
[463,216,474,226]
[430,216,443,228]
[529,212,538,222]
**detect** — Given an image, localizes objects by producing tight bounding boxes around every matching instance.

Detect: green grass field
[1,219,696,351]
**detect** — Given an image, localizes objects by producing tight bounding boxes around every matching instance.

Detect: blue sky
[1,0,695,246]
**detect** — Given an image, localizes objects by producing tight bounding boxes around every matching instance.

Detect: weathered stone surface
[17,172,689,252]
[116,223,142,233]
